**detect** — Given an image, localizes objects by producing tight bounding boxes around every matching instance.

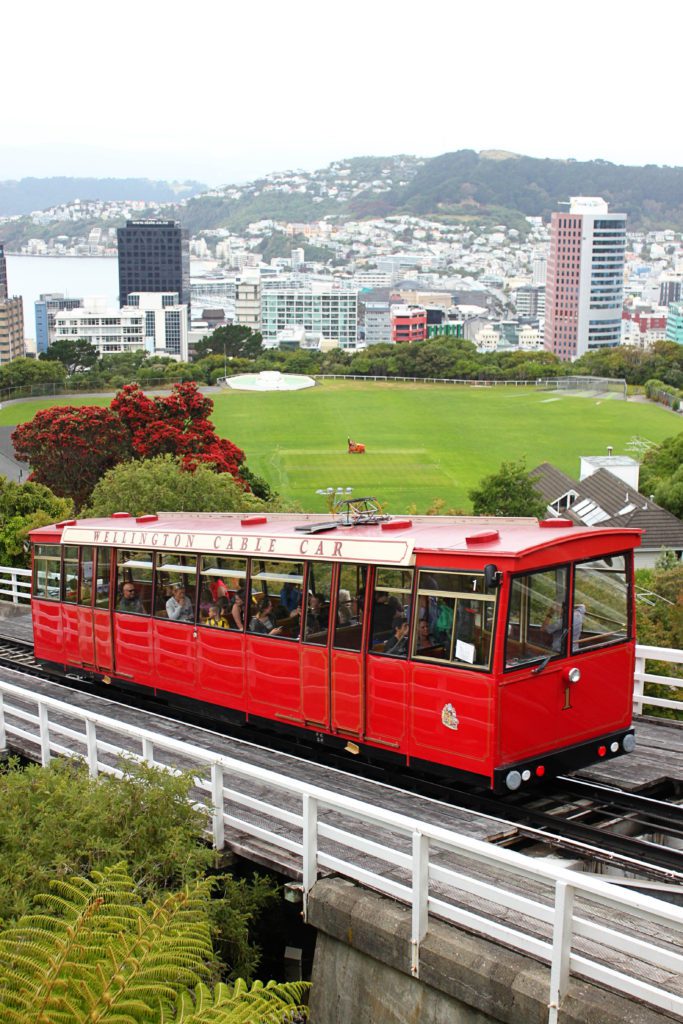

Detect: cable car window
[249,559,303,639]
[505,567,569,669]
[370,568,414,655]
[199,556,248,630]
[62,546,79,604]
[154,556,198,622]
[78,546,93,606]
[32,543,61,601]
[413,570,496,669]
[333,564,368,652]
[573,554,629,651]
[116,549,154,615]
[303,561,333,646]
[94,549,111,610]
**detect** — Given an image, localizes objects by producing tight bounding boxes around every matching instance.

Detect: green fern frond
[171,978,310,1024]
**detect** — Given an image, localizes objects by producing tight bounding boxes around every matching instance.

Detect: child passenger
[204,603,230,629]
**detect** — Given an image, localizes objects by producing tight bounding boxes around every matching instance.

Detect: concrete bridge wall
[307,878,669,1024]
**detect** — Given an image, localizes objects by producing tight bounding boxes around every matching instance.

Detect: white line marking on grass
[540,398,561,404]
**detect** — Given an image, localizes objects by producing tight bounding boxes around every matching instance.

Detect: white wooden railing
[633,646,683,714]
[0,678,681,1023]
[0,566,31,605]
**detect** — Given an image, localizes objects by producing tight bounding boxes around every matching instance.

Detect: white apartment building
[364,302,392,345]
[261,288,358,349]
[54,293,189,360]
[234,270,261,331]
[474,326,501,352]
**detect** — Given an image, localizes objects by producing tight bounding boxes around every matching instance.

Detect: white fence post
[0,692,5,750]
[633,652,645,715]
[85,719,98,778]
[411,830,429,978]
[11,570,19,605]
[38,701,51,766]
[302,793,318,920]
[142,737,155,764]
[548,881,575,1024]
[211,763,224,850]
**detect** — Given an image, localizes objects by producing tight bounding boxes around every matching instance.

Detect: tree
[111,382,248,478]
[0,863,309,1024]
[83,455,270,518]
[639,431,683,518]
[0,357,66,393]
[11,406,132,510]
[469,459,547,518]
[0,758,278,981]
[38,337,99,375]
[0,478,73,567]
[193,325,263,361]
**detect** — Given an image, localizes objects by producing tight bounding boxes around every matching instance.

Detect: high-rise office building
[544,197,626,361]
[0,242,25,365]
[35,293,84,354]
[117,220,190,315]
[659,273,683,308]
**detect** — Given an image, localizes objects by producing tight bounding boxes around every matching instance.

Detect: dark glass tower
[117,220,190,314]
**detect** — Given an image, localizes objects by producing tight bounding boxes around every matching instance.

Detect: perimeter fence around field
[310,374,627,397]
[0,377,192,406]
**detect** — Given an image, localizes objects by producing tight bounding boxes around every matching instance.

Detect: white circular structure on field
[224,370,316,392]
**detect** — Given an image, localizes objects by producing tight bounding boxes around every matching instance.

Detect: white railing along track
[0,677,681,1024]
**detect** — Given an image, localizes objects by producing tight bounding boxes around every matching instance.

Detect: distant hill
[0,177,206,217]
[350,150,683,228]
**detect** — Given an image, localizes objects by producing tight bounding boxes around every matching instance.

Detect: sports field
[1,381,680,512]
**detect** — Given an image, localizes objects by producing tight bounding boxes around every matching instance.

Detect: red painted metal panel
[152,621,197,698]
[498,645,633,763]
[365,654,408,750]
[301,644,329,728]
[76,607,95,667]
[196,626,246,710]
[330,649,363,737]
[93,609,114,673]
[61,605,81,668]
[247,636,303,724]
[31,600,64,664]
[409,662,493,774]
[113,614,155,687]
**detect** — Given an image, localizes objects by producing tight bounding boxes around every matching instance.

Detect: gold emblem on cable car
[441,703,459,731]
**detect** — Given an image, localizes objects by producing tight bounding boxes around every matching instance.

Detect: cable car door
[330,563,368,738]
[92,548,114,673]
[301,561,334,729]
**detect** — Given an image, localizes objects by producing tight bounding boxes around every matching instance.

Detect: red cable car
[29,512,640,792]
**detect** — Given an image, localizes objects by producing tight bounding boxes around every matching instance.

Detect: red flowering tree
[12,407,132,510]
[110,382,246,477]
[13,382,252,510]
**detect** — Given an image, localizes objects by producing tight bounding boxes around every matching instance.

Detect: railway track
[0,632,681,884]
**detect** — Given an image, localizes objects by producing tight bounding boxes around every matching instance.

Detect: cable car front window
[505,566,569,669]
[573,554,630,651]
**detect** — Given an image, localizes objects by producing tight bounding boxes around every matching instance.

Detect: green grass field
[2,381,680,512]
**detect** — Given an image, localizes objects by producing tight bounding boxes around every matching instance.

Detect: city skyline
[2,0,682,186]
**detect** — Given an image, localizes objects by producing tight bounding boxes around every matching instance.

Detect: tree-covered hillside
[377,150,683,228]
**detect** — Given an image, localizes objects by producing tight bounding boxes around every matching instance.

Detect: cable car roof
[31,512,642,567]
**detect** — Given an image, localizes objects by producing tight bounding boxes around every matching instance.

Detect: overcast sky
[3,0,680,187]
